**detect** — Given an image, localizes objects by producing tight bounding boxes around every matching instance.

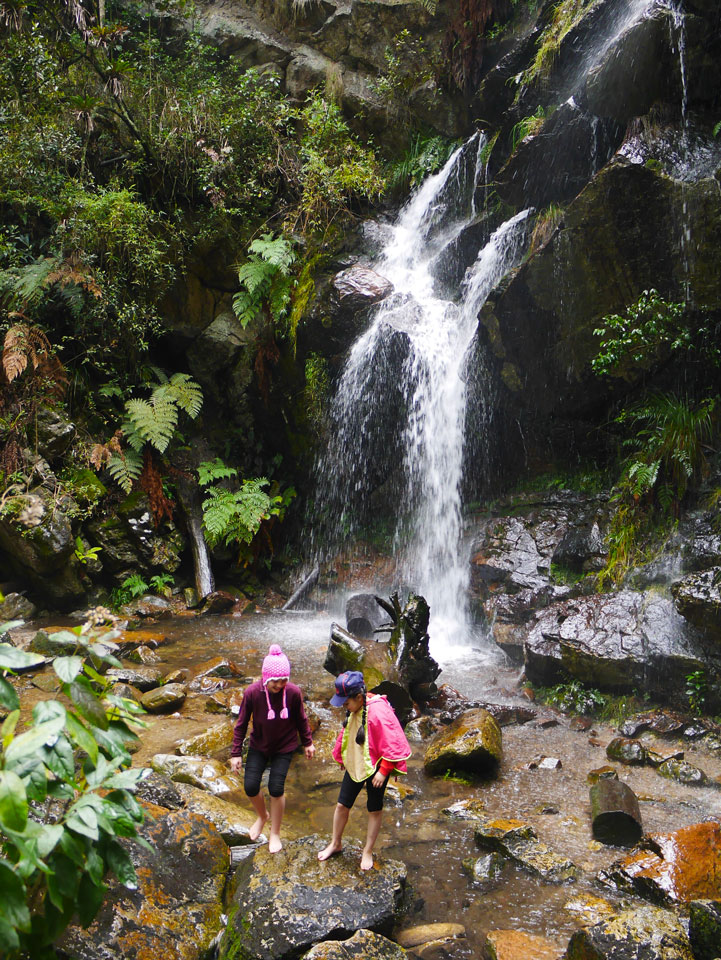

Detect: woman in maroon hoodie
[230,644,315,852]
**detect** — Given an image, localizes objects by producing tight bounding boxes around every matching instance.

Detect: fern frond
[232,288,259,328]
[12,258,59,306]
[201,487,238,544]
[107,450,143,493]
[163,373,203,419]
[197,458,238,486]
[248,234,296,273]
[237,259,272,298]
[125,397,178,453]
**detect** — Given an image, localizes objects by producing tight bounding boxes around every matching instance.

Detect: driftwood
[590,778,643,846]
[281,565,319,611]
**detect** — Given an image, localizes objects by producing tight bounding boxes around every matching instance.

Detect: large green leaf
[0,642,46,671]
[0,675,19,711]
[0,914,20,953]
[68,676,109,730]
[104,838,138,889]
[66,804,99,841]
[40,733,75,783]
[46,851,80,912]
[0,770,28,832]
[76,871,106,927]
[33,699,66,724]
[65,712,98,766]
[53,655,84,684]
[0,858,30,932]
[4,715,66,768]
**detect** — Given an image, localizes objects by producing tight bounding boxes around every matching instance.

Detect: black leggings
[337,770,389,813]
[244,747,294,798]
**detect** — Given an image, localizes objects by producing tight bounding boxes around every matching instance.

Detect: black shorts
[244,747,294,798]
[337,769,389,813]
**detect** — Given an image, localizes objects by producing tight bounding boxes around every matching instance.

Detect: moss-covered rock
[424,708,502,777]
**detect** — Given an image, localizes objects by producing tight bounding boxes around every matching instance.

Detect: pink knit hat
[262,644,290,720]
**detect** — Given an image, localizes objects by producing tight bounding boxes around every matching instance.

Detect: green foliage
[233,234,296,332]
[592,289,693,380]
[106,450,143,496]
[304,353,330,430]
[111,574,149,608]
[685,670,708,715]
[296,92,386,233]
[519,0,595,89]
[510,106,545,152]
[123,372,202,456]
[201,479,277,548]
[541,679,608,716]
[74,537,101,565]
[0,618,149,959]
[197,458,238,486]
[389,134,458,193]
[149,573,174,597]
[371,31,438,119]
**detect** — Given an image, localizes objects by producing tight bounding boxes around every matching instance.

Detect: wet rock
[605,737,647,766]
[151,754,240,795]
[462,851,506,884]
[485,929,562,960]
[106,665,164,691]
[598,821,721,904]
[346,592,391,639]
[198,589,238,615]
[134,771,184,810]
[29,628,81,657]
[163,667,187,683]
[590,779,643,847]
[688,899,721,960]
[0,592,37,620]
[127,643,161,664]
[325,622,367,674]
[672,567,721,637]
[396,924,465,950]
[474,818,578,883]
[122,594,174,618]
[424,709,502,777]
[657,758,710,787]
[35,404,76,460]
[442,798,486,821]
[331,266,394,317]
[57,805,228,960]
[563,894,616,928]
[190,656,243,681]
[176,718,235,756]
[618,711,688,739]
[218,836,408,960]
[425,683,471,723]
[564,904,693,960]
[141,682,187,713]
[587,766,618,784]
[525,591,717,701]
[527,756,562,770]
[301,929,408,959]
[645,747,684,768]
[188,675,232,694]
[175,782,257,844]
[405,715,443,742]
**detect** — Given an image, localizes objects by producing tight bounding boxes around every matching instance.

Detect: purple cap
[330,670,365,707]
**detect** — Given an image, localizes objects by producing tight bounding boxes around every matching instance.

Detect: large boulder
[57,804,228,960]
[564,904,693,960]
[598,821,721,904]
[219,836,408,960]
[423,708,502,777]
[671,568,721,638]
[301,929,408,959]
[151,754,240,795]
[524,590,721,701]
[473,817,578,884]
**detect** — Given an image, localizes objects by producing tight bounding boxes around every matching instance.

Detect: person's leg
[318,772,362,861]
[361,773,389,870]
[243,747,269,841]
[267,753,293,853]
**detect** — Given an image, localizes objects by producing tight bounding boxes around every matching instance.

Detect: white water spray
[314,137,531,652]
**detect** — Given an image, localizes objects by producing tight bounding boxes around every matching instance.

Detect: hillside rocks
[219,837,408,960]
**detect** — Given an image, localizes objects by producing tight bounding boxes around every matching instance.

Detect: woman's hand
[229,756,242,773]
[304,744,316,760]
[371,769,386,788]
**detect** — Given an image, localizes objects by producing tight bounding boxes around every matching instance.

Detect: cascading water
[313,135,531,652]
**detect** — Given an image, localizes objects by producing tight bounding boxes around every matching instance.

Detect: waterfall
[176,477,215,601]
[313,136,531,651]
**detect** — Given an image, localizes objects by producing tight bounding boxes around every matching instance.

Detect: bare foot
[318,842,342,862]
[249,814,268,841]
[360,850,374,871]
[268,834,283,854]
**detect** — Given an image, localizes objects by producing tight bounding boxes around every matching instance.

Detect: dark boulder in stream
[219,836,408,960]
[564,904,694,960]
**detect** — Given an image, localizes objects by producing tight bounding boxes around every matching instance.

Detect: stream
[106,609,721,957]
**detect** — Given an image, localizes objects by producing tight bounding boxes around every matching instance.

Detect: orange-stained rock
[484,929,564,960]
[57,807,228,960]
[599,820,721,904]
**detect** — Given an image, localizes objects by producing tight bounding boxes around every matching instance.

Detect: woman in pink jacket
[318,670,411,870]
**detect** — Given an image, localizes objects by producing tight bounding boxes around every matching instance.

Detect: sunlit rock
[301,928,408,959]
[474,817,578,883]
[175,782,257,844]
[176,718,235,755]
[598,821,721,903]
[563,893,616,928]
[424,708,502,777]
[57,805,228,960]
[564,904,693,960]
[151,753,240,794]
[141,682,188,713]
[485,928,563,960]
[219,836,408,960]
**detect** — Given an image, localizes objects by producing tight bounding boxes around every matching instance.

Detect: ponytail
[355,695,367,746]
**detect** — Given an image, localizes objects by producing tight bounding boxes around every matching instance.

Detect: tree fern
[106,451,143,493]
[125,397,178,454]
[233,233,295,330]
[157,372,203,419]
[197,458,238,487]
[201,478,280,548]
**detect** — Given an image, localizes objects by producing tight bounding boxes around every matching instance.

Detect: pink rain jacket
[332,693,411,776]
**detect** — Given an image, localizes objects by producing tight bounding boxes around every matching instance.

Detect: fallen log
[590,778,643,846]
